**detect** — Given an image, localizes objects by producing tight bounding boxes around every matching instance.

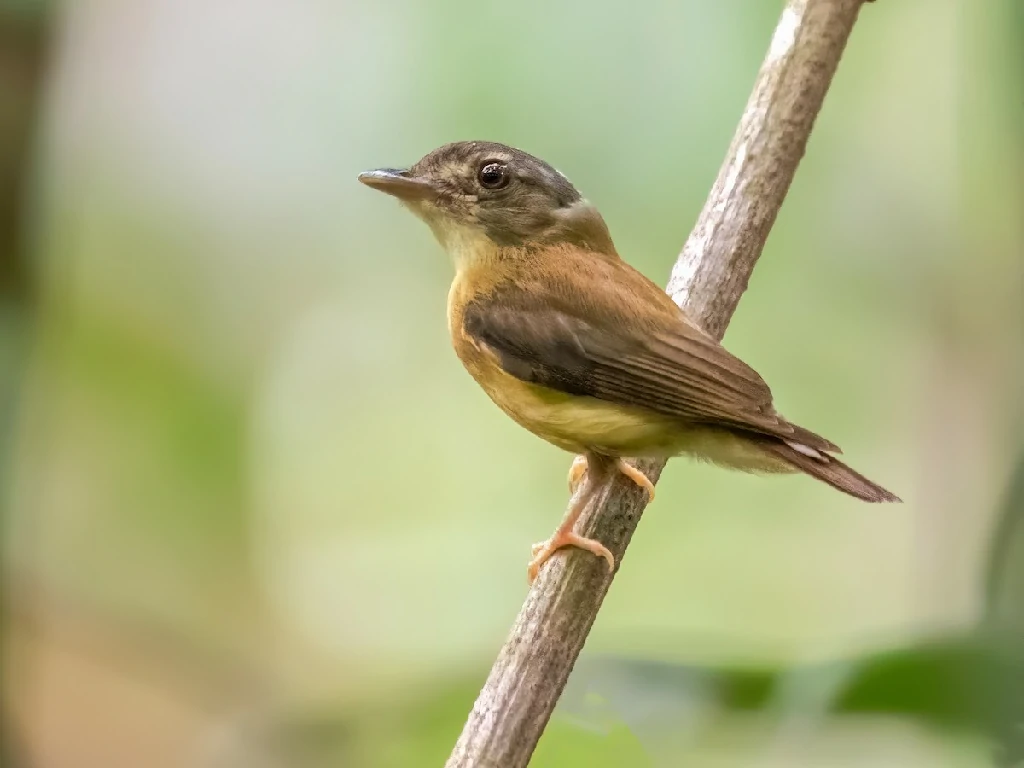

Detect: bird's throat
[428,217,501,274]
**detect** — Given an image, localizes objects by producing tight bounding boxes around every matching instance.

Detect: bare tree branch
[445,1,874,765]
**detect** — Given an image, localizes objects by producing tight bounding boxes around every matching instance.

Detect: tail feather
[761,440,901,503]
[784,422,842,454]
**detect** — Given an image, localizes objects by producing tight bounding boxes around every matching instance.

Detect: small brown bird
[359,141,900,583]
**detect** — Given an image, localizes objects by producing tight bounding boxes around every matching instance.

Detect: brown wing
[462,250,839,452]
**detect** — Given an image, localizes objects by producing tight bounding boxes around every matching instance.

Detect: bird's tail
[760,440,902,503]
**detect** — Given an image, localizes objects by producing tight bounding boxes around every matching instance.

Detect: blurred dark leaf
[0,2,49,306]
[983,447,1024,765]
[200,632,1023,767]
[985,449,1024,634]
[559,633,1023,762]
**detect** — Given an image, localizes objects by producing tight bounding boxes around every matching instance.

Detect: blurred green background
[2,0,1022,766]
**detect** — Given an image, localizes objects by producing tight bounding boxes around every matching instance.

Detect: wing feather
[462,252,839,453]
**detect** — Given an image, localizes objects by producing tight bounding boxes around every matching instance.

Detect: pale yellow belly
[469,366,791,475]
[496,384,683,455]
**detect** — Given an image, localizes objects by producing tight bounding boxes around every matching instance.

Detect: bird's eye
[477,162,509,189]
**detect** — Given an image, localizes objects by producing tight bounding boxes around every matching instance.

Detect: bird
[358,141,901,583]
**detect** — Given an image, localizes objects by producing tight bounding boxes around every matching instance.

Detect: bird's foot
[615,458,656,502]
[528,530,614,584]
[567,455,588,493]
[532,454,651,584]
[569,456,655,502]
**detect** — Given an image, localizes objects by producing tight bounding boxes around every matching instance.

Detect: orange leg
[529,455,658,584]
[567,455,655,502]
[615,459,656,503]
[567,454,587,493]
[528,487,614,583]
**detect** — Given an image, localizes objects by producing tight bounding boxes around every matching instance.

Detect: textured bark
[445,1,872,766]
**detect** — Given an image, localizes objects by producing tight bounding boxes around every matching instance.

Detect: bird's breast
[447,272,683,454]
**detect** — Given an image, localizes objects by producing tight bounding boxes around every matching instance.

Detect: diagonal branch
[445,1,874,766]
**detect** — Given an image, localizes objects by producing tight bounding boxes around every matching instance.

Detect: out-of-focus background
[2,0,1022,766]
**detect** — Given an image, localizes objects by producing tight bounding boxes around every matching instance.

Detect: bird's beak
[358,168,438,202]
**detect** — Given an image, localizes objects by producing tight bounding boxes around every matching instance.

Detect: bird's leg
[615,458,656,503]
[567,454,587,494]
[529,454,615,584]
[567,455,655,502]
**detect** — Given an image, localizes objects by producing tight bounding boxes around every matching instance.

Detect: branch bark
[445,1,872,765]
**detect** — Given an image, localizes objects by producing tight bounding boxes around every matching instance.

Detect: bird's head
[359,141,616,264]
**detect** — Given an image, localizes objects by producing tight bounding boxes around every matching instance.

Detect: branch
[445,1,873,765]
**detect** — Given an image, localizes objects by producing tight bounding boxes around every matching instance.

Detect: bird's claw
[527,531,615,584]
[567,455,587,494]
[615,458,655,503]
